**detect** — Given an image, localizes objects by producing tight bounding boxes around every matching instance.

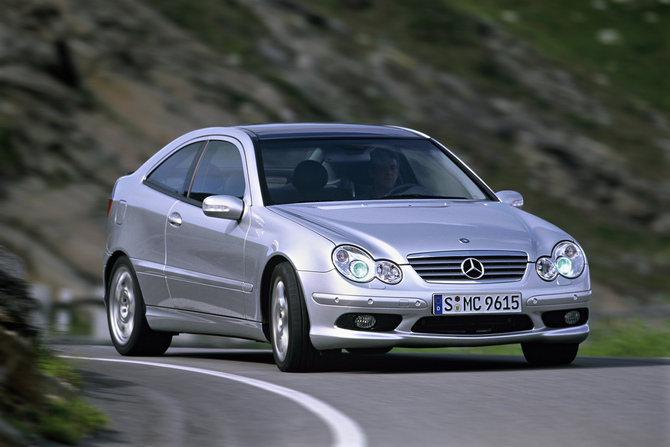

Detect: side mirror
[202,195,244,220]
[496,190,524,208]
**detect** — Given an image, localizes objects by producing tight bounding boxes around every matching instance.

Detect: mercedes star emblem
[461,258,485,279]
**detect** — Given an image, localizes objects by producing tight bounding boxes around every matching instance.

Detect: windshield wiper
[378,194,469,200]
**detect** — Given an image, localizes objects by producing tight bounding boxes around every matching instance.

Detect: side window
[189,140,245,203]
[145,142,203,195]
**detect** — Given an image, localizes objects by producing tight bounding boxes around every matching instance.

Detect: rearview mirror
[496,190,524,208]
[202,195,244,220]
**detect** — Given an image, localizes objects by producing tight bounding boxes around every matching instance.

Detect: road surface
[51,344,668,447]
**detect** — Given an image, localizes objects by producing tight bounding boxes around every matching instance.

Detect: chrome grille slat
[407,250,528,282]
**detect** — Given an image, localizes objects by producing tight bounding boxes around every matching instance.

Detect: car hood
[270,200,572,262]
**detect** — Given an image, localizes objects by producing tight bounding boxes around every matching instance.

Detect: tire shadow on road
[162,348,669,374]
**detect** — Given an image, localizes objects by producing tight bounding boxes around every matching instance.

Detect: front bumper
[299,269,592,351]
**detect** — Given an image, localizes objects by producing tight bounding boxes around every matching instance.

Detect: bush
[39,396,108,445]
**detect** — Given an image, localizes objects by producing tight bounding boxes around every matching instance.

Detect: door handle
[168,212,182,227]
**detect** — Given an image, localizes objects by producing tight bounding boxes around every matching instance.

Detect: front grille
[407,250,528,283]
[412,315,533,335]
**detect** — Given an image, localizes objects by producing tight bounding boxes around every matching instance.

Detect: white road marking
[60,355,367,447]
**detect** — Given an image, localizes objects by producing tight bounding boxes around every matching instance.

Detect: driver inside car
[358,148,400,198]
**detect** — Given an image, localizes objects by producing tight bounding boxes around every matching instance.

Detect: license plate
[433,293,521,314]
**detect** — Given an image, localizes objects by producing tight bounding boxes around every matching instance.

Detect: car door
[135,140,205,307]
[165,139,249,319]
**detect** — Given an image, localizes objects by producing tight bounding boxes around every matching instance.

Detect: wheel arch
[260,254,298,341]
[103,251,130,305]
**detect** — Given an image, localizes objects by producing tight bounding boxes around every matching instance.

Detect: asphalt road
[51,344,668,447]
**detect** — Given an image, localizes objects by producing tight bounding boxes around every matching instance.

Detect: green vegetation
[449,0,670,114]
[309,0,540,99]
[32,349,108,445]
[445,0,670,186]
[581,318,670,357]
[36,347,83,388]
[39,396,108,445]
[142,0,269,69]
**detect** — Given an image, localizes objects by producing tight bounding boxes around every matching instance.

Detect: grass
[28,348,109,445]
[39,396,108,445]
[448,0,670,114]
[36,346,83,388]
[396,317,670,358]
[580,317,670,358]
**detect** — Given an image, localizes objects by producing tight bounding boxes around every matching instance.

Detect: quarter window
[145,142,204,195]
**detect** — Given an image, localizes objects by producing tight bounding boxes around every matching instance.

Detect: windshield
[256,138,492,205]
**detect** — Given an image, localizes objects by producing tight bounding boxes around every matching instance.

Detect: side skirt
[146,306,267,342]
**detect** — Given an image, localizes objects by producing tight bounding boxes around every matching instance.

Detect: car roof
[237,123,427,140]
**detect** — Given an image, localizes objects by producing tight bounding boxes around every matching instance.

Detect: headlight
[332,245,403,284]
[536,241,586,281]
[554,241,585,278]
[376,261,402,284]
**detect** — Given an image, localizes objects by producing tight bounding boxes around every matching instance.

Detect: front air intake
[412,315,533,334]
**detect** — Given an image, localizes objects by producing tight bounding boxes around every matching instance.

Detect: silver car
[104,123,591,371]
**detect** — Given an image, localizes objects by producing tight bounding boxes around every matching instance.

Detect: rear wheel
[522,342,579,366]
[270,262,319,372]
[107,256,172,356]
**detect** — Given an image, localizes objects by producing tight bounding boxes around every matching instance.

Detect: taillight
[107,198,113,217]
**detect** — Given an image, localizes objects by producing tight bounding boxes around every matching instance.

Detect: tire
[522,342,579,366]
[107,256,172,356]
[269,262,319,372]
[345,347,393,355]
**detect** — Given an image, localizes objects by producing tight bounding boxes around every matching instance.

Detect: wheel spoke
[272,280,289,362]
[110,268,135,345]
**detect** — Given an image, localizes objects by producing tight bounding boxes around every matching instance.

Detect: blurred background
[0,0,668,346]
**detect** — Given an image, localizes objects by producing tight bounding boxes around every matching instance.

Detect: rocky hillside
[0,0,668,313]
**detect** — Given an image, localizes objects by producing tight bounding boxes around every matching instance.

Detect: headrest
[292,160,328,192]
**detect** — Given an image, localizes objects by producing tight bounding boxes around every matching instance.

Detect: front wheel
[270,262,319,372]
[107,256,172,356]
[522,342,579,366]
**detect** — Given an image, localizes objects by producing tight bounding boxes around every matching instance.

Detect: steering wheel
[384,183,432,197]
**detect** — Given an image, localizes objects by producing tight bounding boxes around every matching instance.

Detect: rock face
[0,0,668,304]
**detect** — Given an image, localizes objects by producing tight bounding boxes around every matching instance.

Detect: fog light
[564,310,581,325]
[353,314,377,330]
